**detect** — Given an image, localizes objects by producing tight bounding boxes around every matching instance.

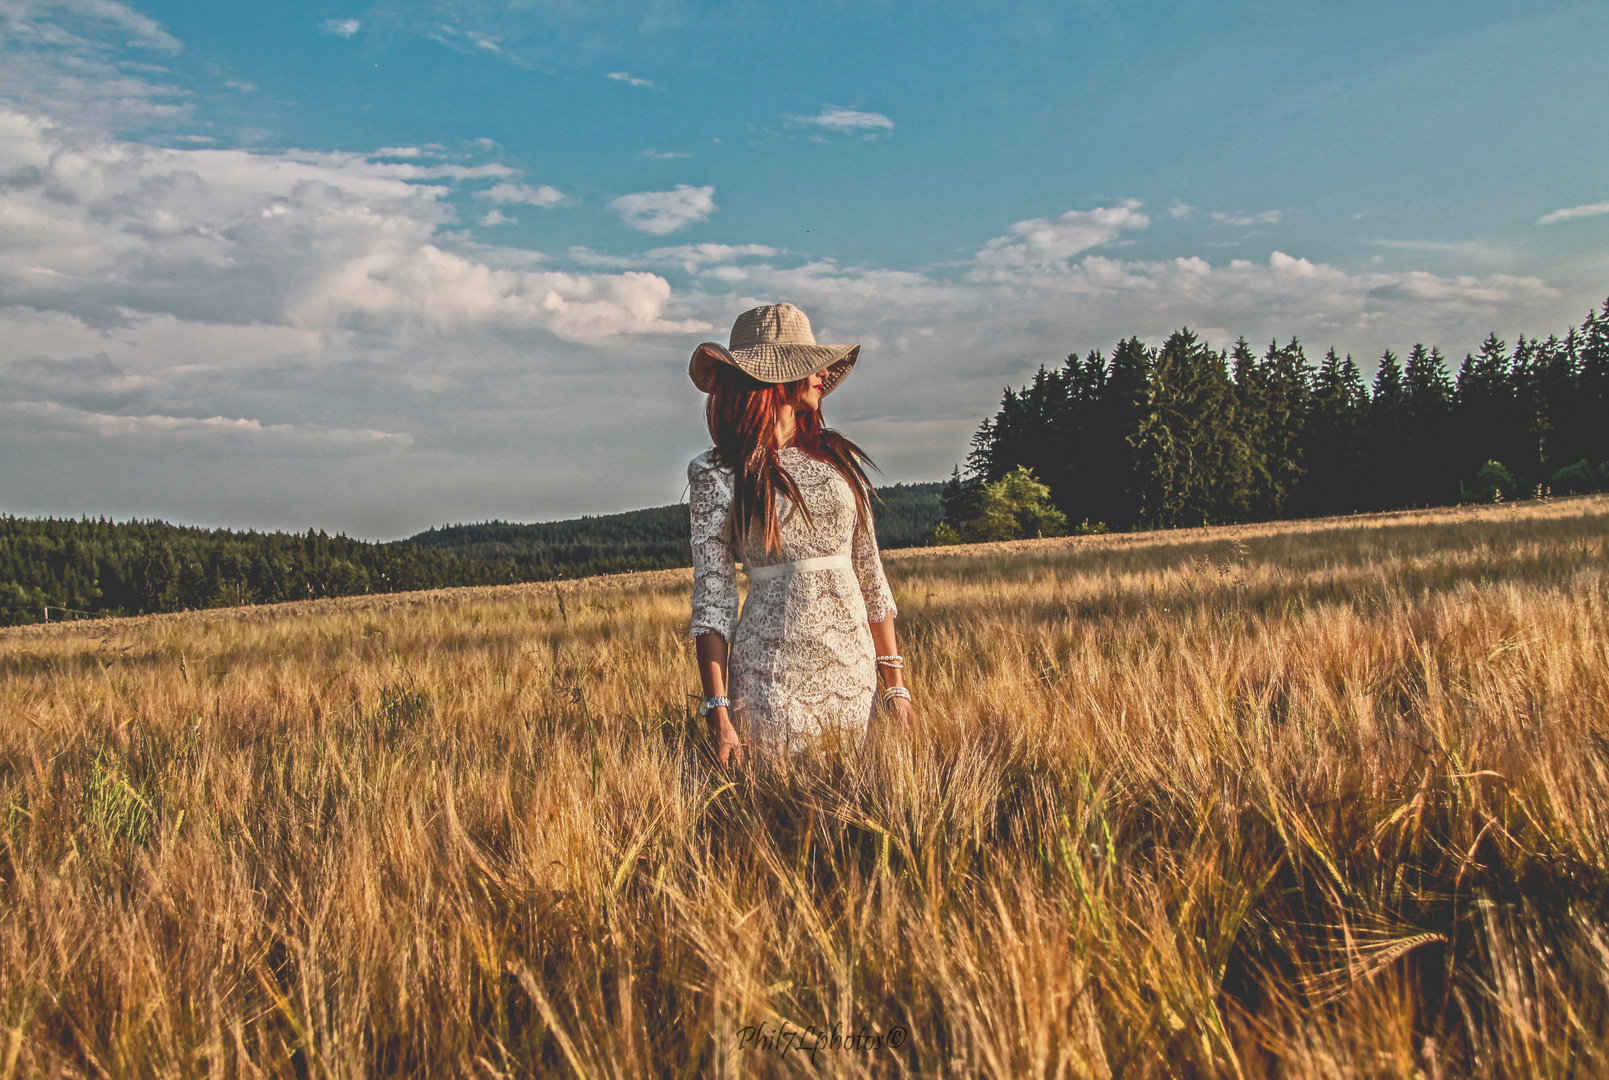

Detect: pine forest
[946,297,1609,535]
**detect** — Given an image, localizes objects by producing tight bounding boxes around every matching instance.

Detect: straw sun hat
[688,303,860,396]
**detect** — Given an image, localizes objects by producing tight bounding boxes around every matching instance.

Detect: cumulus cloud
[292,246,710,339]
[0,107,700,342]
[971,201,1151,276]
[1538,201,1609,225]
[645,243,779,265]
[608,185,717,235]
[480,209,513,226]
[5,400,412,451]
[606,71,657,89]
[1368,239,1507,263]
[319,18,361,37]
[475,181,568,207]
[1212,210,1282,226]
[794,106,895,133]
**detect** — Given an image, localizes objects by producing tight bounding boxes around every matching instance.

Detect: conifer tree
[1252,337,1314,517]
[1455,333,1514,488]
[1098,336,1153,528]
[1576,302,1609,465]
[1402,343,1456,503]
[1231,338,1278,516]
[1535,333,1579,472]
[1048,348,1110,523]
[938,466,982,533]
[1298,349,1369,514]
[1508,335,1549,483]
[1367,349,1413,509]
[1130,329,1256,527]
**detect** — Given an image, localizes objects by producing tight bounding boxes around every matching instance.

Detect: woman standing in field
[687,303,913,765]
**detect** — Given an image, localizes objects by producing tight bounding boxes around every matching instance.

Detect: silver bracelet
[699,695,730,718]
[880,686,912,707]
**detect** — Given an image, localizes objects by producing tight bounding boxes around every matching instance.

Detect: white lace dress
[688,447,898,751]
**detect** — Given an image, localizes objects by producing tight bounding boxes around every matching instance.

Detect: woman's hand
[695,632,740,766]
[870,616,914,727]
[708,706,742,767]
[884,695,915,725]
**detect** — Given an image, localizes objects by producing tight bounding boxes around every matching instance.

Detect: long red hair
[705,365,875,556]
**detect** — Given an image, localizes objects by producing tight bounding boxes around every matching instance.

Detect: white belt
[744,554,851,582]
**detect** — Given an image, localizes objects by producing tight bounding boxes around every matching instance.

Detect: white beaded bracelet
[875,654,905,669]
[880,686,912,707]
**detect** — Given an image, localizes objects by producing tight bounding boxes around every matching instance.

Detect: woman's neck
[774,405,798,449]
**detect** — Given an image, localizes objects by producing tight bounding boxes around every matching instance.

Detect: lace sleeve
[688,453,739,640]
[852,507,898,623]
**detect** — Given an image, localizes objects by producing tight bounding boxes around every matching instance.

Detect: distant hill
[1,482,943,626]
[0,516,529,627]
[407,481,945,564]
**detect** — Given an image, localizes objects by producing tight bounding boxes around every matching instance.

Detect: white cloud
[475,181,568,207]
[639,148,691,160]
[645,243,780,266]
[0,0,187,127]
[319,18,361,37]
[4,0,181,52]
[1367,239,1507,262]
[565,242,786,278]
[291,247,710,339]
[1538,201,1609,225]
[608,185,716,235]
[606,71,656,89]
[0,105,710,342]
[5,400,412,451]
[480,209,513,226]
[971,201,1151,276]
[1212,210,1282,226]
[1167,201,1195,219]
[417,162,515,181]
[419,23,521,62]
[794,106,894,133]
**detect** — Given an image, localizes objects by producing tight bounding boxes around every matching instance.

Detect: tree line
[0,518,543,627]
[408,482,941,563]
[941,296,1609,535]
[1,484,943,627]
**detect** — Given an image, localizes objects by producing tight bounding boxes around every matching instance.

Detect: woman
[687,303,914,765]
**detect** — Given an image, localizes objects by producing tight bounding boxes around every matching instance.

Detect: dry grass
[3,496,1608,1078]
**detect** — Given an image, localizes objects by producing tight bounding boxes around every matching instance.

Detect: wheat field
[2,497,1608,1078]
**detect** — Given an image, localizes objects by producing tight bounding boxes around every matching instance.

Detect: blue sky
[2,0,1606,537]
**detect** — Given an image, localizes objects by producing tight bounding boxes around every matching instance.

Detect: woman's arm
[695,631,741,765]
[852,502,913,722]
[688,454,742,765]
[870,616,914,723]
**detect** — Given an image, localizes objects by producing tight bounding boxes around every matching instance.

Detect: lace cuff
[688,451,739,640]
[852,509,898,623]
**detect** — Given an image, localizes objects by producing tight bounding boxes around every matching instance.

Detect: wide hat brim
[689,341,860,396]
